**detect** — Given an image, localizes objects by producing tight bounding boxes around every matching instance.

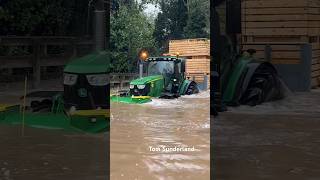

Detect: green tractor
[212,0,285,114]
[111,56,199,104]
[0,52,110,133]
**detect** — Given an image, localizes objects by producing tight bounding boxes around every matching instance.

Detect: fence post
[300,43,312,90]
[32,39,41,89]
[71,38,78,57]
[264,44,272,62]
[120,75,124,90]
[203,74,208,90]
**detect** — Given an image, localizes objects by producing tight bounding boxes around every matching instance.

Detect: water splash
[143,90,210,108]
[229,89,320,114]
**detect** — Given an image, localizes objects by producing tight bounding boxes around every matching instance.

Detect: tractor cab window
[148,61,174,76]
[174,62,181,74]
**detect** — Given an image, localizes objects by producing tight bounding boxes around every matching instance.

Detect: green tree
[153,0,209,51]
[153,0,189,51]
[153,0,171,50]
[110,2,156,73]
[184,0,209,38]
[0,0,89,36]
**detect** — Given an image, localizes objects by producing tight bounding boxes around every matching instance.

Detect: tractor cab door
[180,60,186,78]
[174,59,186,83]
[167,60,183,94]
[173,61,181,81]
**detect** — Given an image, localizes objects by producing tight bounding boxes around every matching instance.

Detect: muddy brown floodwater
[213,90,320,180]
[0,126,109,180]
[110,91,210,180]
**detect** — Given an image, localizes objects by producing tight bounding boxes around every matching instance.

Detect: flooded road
[213,90,320,180]
[110,91,210,180]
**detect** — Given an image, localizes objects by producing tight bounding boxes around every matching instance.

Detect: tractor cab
[146,57,186,94]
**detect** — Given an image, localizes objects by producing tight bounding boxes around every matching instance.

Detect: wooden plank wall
[241,0,320,88]
[167,38,210,87]
[242,0,320,36]
[169,39,210,57]
[186,57,210,86]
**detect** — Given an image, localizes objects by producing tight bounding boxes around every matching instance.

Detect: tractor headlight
[173,78,177,82]
[64,73,78,85]
[86,74,109,86]
[90,118,97,123]
[137,84,146,89]
[130,84,135,89]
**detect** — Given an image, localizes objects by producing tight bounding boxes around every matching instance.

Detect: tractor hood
[111,75,164,104]
[64,51,110,74]
[130,75,163,85]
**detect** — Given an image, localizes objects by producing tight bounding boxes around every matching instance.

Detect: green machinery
[111,56,199,104]
[0,52,110,133]
[212,0,285,113]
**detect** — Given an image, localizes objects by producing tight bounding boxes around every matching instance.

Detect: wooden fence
[0,36,94,87]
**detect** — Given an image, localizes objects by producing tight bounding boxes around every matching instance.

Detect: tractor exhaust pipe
[139,63,143,78]
[138,50,148,78]
[94,0,106,51]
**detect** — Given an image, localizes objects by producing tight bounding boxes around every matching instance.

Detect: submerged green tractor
[0,52,110,133]
[211,0,285,115]
[111,56,199,104]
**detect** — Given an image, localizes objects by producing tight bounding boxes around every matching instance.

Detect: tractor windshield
[148,61,174,76]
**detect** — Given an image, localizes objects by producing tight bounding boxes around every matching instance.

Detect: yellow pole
[22,76,27,136]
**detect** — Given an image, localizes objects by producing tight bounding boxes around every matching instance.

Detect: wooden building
[165,38,210,87]
[241,0,320,88]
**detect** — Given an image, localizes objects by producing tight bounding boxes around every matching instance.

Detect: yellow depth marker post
[22,76,27,137]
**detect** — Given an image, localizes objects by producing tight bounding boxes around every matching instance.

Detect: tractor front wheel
[185,81,199,95]
[240,63,285,106]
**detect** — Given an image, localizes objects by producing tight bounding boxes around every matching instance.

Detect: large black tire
[240,64,284,106]
[185,81,200,95]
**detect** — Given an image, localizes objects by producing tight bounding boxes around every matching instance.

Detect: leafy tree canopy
[153,0,209,51]
[184,0,209,38]
[110,1,156,73]
[0,0,89,36]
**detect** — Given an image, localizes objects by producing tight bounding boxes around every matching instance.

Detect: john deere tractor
[0,51,110,133]
[111,56,199,104]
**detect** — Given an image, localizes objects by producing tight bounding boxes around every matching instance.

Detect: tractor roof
[64,51,110,74]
